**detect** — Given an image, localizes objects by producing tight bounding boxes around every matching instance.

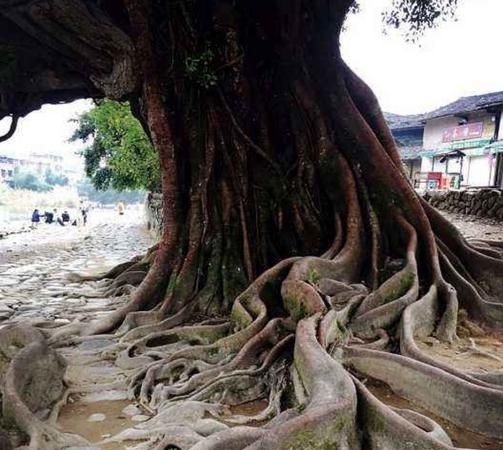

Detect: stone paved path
[0,209,152,325]
[0,209,154,450]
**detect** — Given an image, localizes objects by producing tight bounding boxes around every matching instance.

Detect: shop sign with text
[442,122,483,142]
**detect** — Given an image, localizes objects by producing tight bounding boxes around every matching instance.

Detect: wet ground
[365,378,503,450]
[0,210,154,449]
[0,209,501,449]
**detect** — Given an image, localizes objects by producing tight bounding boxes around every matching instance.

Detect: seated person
[62,210,70,223]
[53,209,64,226]
[44,211,54,224]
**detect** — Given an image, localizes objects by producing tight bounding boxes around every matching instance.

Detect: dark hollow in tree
[1,1,502,449]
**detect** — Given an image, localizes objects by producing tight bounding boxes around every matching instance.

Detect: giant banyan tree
[1,0,503,449]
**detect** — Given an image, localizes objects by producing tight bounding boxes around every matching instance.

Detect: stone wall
[145,192,163,237]
[425,189,503,220]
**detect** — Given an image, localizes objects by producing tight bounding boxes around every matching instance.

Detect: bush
[76,178,145,204]
[7,167,52,192]
[44,168,69,187]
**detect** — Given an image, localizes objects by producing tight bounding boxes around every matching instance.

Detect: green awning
[418,150,436,157]
[485,141,503,154]
[420,138,493,158]
[442,138,491,151]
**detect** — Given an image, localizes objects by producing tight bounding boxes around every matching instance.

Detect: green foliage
[44,168,69,187]
[71,100,160,192]
[306,268,321,285]
[185,49,218,89]
[76,178,145,204]
[383,0,458,41]
[7,167,51,192]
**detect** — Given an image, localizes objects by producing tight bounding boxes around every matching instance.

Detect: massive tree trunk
[2,1,503,449]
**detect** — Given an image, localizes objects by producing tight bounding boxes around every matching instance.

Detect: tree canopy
[70,99,160,192]
[0,0,461,125]
[7,166,68,191]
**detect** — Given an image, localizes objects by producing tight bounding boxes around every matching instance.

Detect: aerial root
[399,285,503,391]
[220,363,288,425]
[119,300,197,342]
[134,325,290,408]
[343,345,503,439]
[117,322,231,369]
[66,255,144,282]
[352,377,457,449]
[146,336,292,411]
[456,337,503,362]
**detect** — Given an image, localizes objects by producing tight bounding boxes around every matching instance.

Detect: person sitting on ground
[44,210,54,224]
[53,209,64,226]
[62,210,70,223]
[31,209,41,228]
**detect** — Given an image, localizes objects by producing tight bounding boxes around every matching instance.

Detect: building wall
[423,111,496,150]
[466,155,491,186]
[422,110,499,187]
[403,159,422,180]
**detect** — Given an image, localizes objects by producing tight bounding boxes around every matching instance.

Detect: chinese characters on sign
[442,122,484,142]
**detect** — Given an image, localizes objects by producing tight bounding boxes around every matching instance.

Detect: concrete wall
[423,111,496,150]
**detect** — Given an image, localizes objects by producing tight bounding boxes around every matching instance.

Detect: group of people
[31,201,88,228]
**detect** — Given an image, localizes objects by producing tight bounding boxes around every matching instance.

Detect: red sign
[442,122,483,142]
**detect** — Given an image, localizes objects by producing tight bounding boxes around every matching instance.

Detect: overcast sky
[1,0,502,164]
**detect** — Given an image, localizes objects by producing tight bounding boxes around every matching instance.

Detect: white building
[388,91,503,189]
[0,152,76,183]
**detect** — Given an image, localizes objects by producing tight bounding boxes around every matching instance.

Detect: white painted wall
[432,157,447,173]
[423,111,496,150]
[421,110,498,187]
[421,157,433,172]
[466,156,492,186]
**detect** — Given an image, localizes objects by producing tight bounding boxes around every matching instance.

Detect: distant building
[0,155,16,181]
[0,152,74,183]
[28,153,64,174]
[384,113,424,181]
[387,91,503,189]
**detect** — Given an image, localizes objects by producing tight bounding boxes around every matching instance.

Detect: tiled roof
[384,91,503,130]
[383,112,424,130]
[424,91,503,119]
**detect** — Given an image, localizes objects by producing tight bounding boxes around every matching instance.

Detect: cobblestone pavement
[0,209,153,325]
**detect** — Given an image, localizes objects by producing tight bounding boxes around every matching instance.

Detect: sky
[1,0,503,166]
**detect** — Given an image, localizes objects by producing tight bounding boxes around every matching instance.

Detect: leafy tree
[70,99,160,192]
[1,2,502,449]
[44,167,69,187]
[8,167,51,192]
[76,177,145,204]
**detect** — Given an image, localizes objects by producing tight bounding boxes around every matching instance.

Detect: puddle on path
[366,378,503,450]
[58,398,140,450]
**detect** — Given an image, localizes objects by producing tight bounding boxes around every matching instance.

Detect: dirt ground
[442,211,503,241]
